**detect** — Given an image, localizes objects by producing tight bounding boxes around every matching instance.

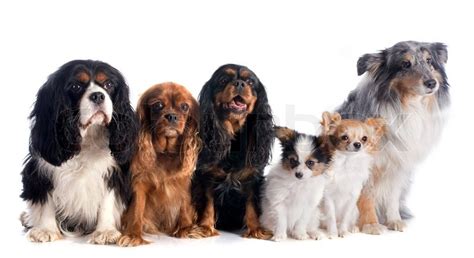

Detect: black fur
[192,64,274,231]
[20,60,138,225]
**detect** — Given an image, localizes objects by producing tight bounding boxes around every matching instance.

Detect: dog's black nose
[165,113,178,123]
[233,80,245,91]
[424,79,437,89]
[353,142,361,149]
[89,92,105,105]
[295,172,303,179]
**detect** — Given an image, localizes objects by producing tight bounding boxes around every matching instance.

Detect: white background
[1,0,473,257]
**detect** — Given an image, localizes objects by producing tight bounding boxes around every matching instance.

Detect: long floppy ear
[357,52,384,76]
[366,117,387,139]
[430,42,448,65]
[198,79,232,163]
[107,76,139,165]
[246,83,274,168]
[132,94,157,170]
[30,74,81,166]
[321,111,341,134]
[180,97,201,173]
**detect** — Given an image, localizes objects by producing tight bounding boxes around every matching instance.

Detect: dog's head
[274,127,330,180]
[30,60,138,166]
[357,41,448,97]
[136,82,199,155]
[321,112,386,153]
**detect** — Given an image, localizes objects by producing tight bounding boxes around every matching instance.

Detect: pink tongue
[229,100,247,110]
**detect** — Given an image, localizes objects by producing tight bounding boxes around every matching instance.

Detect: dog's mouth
[223,96,248,113]
[81,111,110,129]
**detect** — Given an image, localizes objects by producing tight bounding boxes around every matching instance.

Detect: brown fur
[95,72,108,84]
[118,83,202,247]
[76,71,90,83]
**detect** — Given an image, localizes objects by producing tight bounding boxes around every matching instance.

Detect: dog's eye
[401,61,412,69]
[361,136,368,142]
[426,58,432,65]
[341,135,349,141]
[151,101,164,112]
[289,157,299,166]
[103,80,115,91]
[181,103,189,112]
[246,78,254,86]
[305,160,315,168]
[219,77,229,85]
[71,83,83,92]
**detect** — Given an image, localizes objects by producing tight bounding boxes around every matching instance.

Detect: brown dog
[118,82,201,247]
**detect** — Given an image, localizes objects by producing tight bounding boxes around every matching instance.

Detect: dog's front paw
[290,230,309,240]
[386,220,406,232]
[117,235,150,247]
[27,227,62,243]
[308,230,324,240]
[361,223,386,235]
[271,232,287,242]
[242,227,273,240]
[338,229,350,238]
[194,225,219,238]
[174,225,205,239]
[89,229,121,245]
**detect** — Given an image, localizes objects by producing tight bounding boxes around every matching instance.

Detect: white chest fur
[39,125,118,230]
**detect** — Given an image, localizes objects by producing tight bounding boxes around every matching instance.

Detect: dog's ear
[321,111,341,133]
[357,53,384,76]
[30,73,82,166]
[430,42,448,64]
[365,117,387,141]
[274,126,295,145]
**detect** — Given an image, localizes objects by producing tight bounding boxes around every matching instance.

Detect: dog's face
[138,82,198,139]
[357,41,448,97]
[206,64,262,134]
[275,127,330,180]
[321,112,386,153]
[30,60,137,166]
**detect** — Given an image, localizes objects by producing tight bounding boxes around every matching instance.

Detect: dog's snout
[424,79,437,89]
[165,113,178,123]
[89,92,105,105]
[233,80,245,91]
[295,172,303,179]
[353,142,361,150]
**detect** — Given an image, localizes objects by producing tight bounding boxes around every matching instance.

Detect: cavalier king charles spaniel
[119,82,201,247]
[192,64,274,239]
[20,60,138,244]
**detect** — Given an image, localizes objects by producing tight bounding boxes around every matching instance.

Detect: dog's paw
[338,230,349,238]
[242,227,273,240]
[290,230,309,240]
[174,225,205,239]
[349,225,360,234]
[361,223,387,235]
[308,230,324,240]
[271,232,287,242]
[194,225,219,238]
[386,220,406,232]
[89,229,121,245]
[27,227,62,243]
[117,235,150,247]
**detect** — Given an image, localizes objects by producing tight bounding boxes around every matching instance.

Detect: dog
[319,112,386,238]
[260,127,331,241]
[20,60,138,244]
[337,41,449,234]
[192,64,274,239]
[118,82,201,247]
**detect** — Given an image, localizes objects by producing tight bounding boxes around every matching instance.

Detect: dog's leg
[307,208,323,240]
[271,204,288,241]
[323,198,338,239]
[338,197,359,237]
[384,185,406,232]
[358,189,386,235]
[89,190,122,245]
[174,186,202,238]
[242,193,272,240]
[118,183,149,247]
[291,207,311,240]
[196,186,219,237]
[25,198,62,242]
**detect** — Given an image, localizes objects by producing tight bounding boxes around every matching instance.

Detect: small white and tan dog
[320,112,385,238]
[260,127,332,241]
